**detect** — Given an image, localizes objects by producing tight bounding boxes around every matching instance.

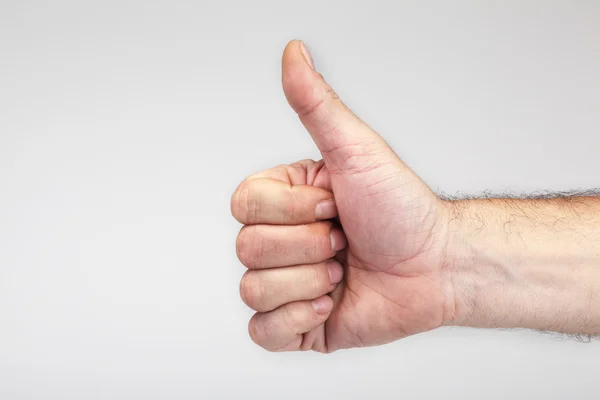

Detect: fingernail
[312,296,333,314]
[300,41,315,70]
[327,260,344,284]
[329,228,347,252]
[315,199,337,220]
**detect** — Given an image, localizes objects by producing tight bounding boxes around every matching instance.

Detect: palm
[305,161,448,352]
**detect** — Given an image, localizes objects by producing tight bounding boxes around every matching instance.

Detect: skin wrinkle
[303,161,319,186]
[350,244,423,276]
[294,163,309,184]
[283,165,295,186]
[248,272,264,310]
[341,273,363,308]
[287,186,297,224]
[358,172,399,192]
[355,275,413,338]
[282,303,298,336]
[262,308,293,352]
[405,233,439,262]
[272,338,295,353]
[250,183,261,223]
[313,161,327,186]
[239,271,251,308]
[372,200,438,258]
[235,227,246,267]
[255,312,278,348]
[312,264,327,294]
[440,266,457,328]
[361,177,417,200]
[366,185,418,211]
[307,226,320,261]
[330,154,392,177]
[337,283,367,348]
[374,208,438,262]
[253,227,265,269]
[340,317,363,349]
[254,274,269,312]
[295,82,337,120]
[319,141,367,157]
[238,180,252,223]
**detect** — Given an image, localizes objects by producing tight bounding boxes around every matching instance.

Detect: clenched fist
[231,40,455,353]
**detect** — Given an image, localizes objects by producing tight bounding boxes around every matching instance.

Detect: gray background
[1,1,599,399]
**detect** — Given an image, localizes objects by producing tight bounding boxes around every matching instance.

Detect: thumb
[282,41,438,262]
[282,40,392,174]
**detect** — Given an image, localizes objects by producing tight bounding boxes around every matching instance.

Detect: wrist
[438,199,486,328]
[439,198,600,334]
[439,198,515,329]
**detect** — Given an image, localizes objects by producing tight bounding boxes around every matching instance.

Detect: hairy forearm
[443,195,600,335]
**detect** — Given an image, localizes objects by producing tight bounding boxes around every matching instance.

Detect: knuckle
[295,82,340,123]
[248,314,280,350]
[235,226,261,268]
[230,180,246,222]
[239,271,264,310]
[248,315,264,345]
[231,180,259,224]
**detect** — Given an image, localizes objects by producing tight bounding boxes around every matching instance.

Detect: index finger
[231,178,337,225]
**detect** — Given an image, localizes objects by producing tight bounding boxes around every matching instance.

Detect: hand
[231,40,455,352]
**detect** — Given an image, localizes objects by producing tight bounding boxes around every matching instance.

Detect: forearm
[443,196,600,335]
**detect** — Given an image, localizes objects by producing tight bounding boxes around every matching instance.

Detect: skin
[230,40,600,353]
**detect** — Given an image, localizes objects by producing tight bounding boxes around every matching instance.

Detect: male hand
[231,40,455,353]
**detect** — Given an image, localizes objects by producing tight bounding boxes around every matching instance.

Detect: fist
[231,41,455,353]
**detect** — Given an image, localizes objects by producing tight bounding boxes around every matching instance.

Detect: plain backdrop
[1,1,600,399]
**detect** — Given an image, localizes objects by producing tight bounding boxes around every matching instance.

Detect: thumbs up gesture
[231,40,454,352]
